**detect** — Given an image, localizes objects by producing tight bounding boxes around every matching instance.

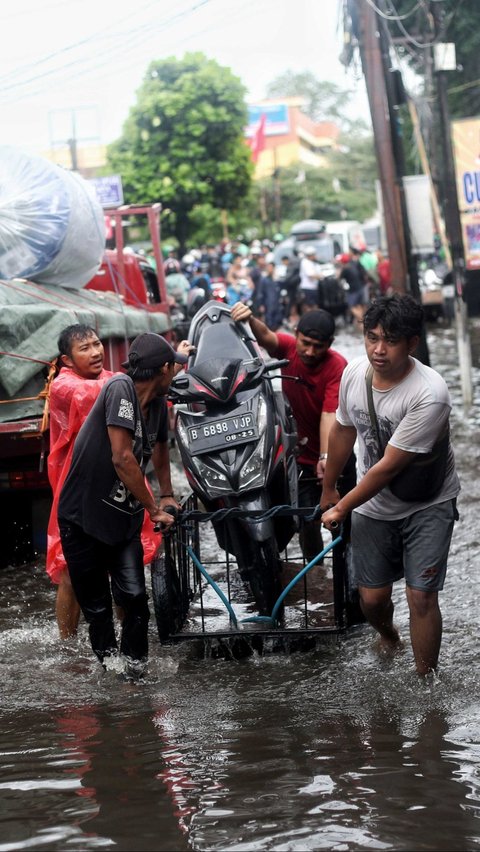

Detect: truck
[374,175,447,318]
[0,203,173,567]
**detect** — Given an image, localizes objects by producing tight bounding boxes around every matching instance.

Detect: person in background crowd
[230,303,356,562]
[256,252,283,330]
[180,253,199,282]
[58,333,187,680]
[358,244,380,300]
[164,258,191,308]
[376,249,392,295]
[282,249,302,326]
[221,242,234,275]
[202,244,223,280]
[340,250,368,326]
[247,247,267,315]
[321,294,460,676]
[225,254,253,306]
[298,246,324,312]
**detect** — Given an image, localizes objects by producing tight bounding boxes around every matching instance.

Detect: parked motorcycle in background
[418,259,454,323]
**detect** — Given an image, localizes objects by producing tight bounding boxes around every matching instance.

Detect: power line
[0,0,211,93]
[362,0,423,22]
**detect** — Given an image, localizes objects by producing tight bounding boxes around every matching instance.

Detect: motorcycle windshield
[190,357,244,401]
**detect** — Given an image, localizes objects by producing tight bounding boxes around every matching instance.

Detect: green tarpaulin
[0,278,172,422]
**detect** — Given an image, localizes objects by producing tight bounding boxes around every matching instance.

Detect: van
[273,220,336,275]
[326,220,366,256]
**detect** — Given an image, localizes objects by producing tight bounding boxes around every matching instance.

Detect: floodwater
[1,316,480,852]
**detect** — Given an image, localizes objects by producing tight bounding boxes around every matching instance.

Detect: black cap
[296,310,335,341]
[121,333,187,370]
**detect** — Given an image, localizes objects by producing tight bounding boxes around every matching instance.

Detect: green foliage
[245,138,378,239]
[255,69,377,235]
[107,52,253,251]
[385,0,480,118]
[266,68,370,134]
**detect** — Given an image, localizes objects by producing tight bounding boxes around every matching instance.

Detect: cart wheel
[151,552,184,642]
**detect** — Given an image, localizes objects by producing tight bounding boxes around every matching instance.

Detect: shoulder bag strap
[365,365,384,457]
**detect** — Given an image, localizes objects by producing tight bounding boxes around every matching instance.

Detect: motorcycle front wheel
[222,523,283,617]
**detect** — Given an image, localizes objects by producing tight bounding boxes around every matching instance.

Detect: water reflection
[0,319,479,851]
[53,701,190,851]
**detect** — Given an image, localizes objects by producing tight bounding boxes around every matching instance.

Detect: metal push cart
[150,493,366,659]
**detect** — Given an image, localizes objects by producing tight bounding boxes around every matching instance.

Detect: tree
[107,53,253,253]
[243,139,378,240]
[247,68,376,236]
[266,68,370,133]
[385,0,480,119]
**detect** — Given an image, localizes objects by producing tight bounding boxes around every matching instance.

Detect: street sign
[88,175,124,208]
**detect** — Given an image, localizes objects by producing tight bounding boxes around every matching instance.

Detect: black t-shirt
[58,374,168,545]
[342,260,366,293]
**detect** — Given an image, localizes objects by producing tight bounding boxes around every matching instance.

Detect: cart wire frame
[150,492,366,657]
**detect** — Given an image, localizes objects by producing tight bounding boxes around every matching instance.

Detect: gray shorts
[351,499,458,592]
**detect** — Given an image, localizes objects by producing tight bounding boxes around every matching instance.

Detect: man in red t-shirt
[230,304,355,560]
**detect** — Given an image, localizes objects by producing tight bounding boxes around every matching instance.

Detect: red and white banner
[246,113,266,163]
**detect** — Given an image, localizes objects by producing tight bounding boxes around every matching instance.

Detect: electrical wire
[0,0,260,108]
[0,0,212,98]
[0,0,162,85]
[362,0,423,22]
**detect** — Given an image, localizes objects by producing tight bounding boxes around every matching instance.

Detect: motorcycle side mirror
[172,376,190,388]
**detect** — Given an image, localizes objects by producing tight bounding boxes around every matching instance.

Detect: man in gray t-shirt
[321,295,460,677]
[59,333,187,679]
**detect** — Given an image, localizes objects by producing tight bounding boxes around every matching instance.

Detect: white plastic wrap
[0,145,105,288]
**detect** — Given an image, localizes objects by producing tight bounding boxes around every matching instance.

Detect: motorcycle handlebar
[154,504,178,534]
[264,358,289,371]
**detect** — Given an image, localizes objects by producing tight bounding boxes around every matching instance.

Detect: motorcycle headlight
[193,457,232,496]
[239,433,266,490]
[257,395,268,434]
[175,415,189,446]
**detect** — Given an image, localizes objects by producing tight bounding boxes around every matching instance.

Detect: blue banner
[246,104,289,137]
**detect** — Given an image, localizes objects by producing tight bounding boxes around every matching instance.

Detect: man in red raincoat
[47,324,182,639]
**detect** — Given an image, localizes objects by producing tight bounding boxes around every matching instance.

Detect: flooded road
[1,317,480,852]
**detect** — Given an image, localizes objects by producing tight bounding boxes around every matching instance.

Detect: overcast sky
[0,0,369,153]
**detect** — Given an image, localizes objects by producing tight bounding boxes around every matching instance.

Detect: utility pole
[430,0,473,406]
[48,106,99,174]
[376,5,430,364]
[352,0,431,363]
[353,0,408,292]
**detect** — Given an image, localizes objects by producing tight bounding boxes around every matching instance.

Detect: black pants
[59,521,150,664]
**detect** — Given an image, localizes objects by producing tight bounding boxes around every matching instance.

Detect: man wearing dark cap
[58,333,187,679]
[230,303,355,561]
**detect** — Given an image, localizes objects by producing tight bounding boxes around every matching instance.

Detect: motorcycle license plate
[187,413,258,454]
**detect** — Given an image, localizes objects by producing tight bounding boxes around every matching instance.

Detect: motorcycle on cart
[150,301,365,653]
[170,301,298,615]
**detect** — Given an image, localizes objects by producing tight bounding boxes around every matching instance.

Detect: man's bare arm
[108,426,174,527]
[151,440,182,510]
[230,303,279,357]
[322,438,420,529]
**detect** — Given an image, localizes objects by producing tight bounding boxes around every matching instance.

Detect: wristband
[319,453,328,460]
[160,493,174,498]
